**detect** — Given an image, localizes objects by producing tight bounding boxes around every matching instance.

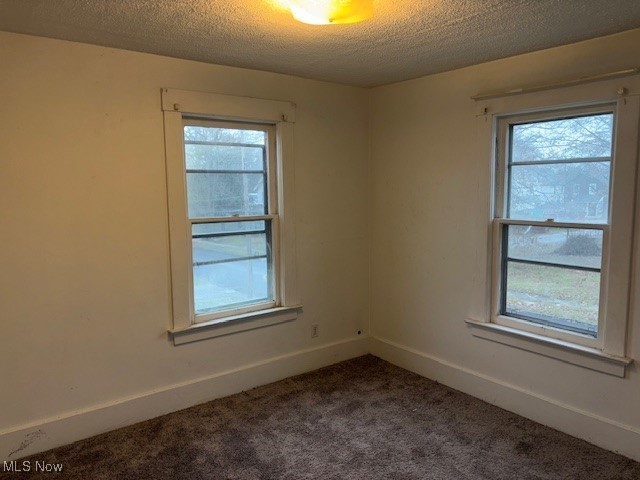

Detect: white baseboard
[5,335,638,464]
[0,336,370,461]
[370,336,640,462]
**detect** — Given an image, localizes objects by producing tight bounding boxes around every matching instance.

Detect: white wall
[369,28,640,460]
[0,32,370,458]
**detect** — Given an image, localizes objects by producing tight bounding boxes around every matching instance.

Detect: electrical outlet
[311,324,319,338]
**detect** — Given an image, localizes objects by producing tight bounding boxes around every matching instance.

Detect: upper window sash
[494,104,616,226]
[183,118,277,220]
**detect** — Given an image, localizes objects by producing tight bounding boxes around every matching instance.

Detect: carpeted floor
[5,355,640,479]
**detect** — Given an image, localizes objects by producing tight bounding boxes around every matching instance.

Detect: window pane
[193,233,268,262]
[511,113,613,163]
[507,225,602,270]
[192,221,273,315]
[192,221,266,236]
[183,124,269,219]
[504,261,599,335]
[186,172,266,218]
[184,126,265,145]
[193,259,270,314]
[508,162,610,223]
[185,144,264,171]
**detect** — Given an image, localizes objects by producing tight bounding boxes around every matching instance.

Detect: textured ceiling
[1,0,640,87]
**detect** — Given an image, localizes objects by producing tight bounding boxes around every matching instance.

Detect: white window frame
[493,104,616,349]
[162,89,300,345]
[184,118,279,322]
[467,76,640,376]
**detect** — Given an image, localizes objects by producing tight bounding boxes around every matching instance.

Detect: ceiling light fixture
[287,0,373,25]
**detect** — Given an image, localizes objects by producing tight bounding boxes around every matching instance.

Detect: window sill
[170,305,302,346]
[465,319,633,377]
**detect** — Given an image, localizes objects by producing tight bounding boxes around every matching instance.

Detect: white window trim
[467,76,640,376]
[162,89,300,344]
[465,319,632,377]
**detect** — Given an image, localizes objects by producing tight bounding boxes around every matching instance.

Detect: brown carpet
[5,355,639,479]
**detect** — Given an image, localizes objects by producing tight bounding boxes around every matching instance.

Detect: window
[162,89,300,344]
[185,120,277,319]
[467,78,639,376]
[495,108,613,340]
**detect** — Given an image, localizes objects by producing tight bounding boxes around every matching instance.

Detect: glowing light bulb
[287,0,373,25]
